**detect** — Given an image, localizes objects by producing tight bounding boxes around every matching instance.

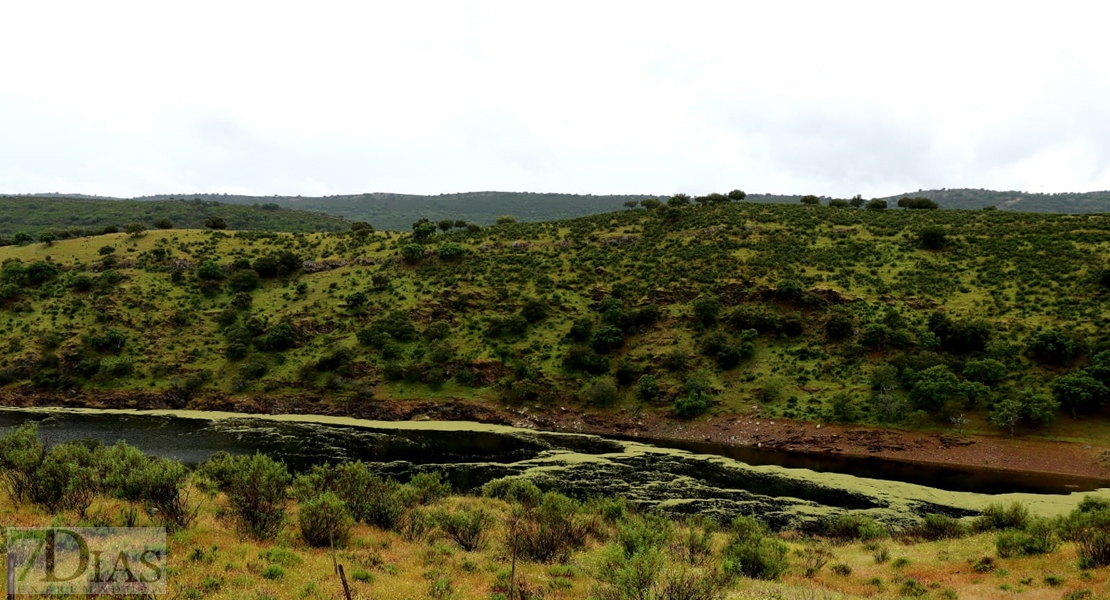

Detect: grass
[4,489,1109,599]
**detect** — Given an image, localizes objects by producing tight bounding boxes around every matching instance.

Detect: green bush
[975,502,1030,532]
[436,506,491,551]
[510,492,589,563]
[722,535,789,581]
[908,513,967,541]
[298,492,354,548]
[197,453,291,541]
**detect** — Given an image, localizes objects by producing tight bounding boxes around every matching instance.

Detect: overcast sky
[3,1,1109,199]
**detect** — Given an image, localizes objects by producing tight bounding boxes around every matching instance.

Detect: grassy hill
[2,202,1109,435]
[0,196,350,238]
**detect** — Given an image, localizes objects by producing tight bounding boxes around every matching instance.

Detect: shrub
[298,492,354,548]
[617,513,675,558]
[908,514,967,541]
[820,513,888,542]
[587,379,619,407]
[673,516,717,566]
[436,506,491,551]
[1062,502,1110,568]
[722,536,789,581]
[198,453,291,541]
[975,502,1030,532]
[330,462,408,530]
[995,521,1057,558]
[109,453,197,531]
[510,492,589,563]
[483,477,543,509]
[0,422,46,503]
[405,472,452,505]
[227,269,260,292]
[34,441,102,516]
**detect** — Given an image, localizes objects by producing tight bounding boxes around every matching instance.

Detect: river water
[2,407,1107,528]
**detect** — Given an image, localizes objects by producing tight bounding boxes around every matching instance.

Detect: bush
[995,520,1057,558]
[820,513,888,542]
[617,513,675,558]
[908,514,967,541]
[298,492,354,548]
[0,422,46,503]
[406,472,452,505]
[197,453,291,541]
[510,492,589,563]
[587,379,619,407]
[722,536,789,581]
[1062,503,1110,568]
[483,477,543,509]
[975,502,1030,532]
[436,506,491,551]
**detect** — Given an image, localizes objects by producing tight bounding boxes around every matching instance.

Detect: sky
[3,1,1110,199]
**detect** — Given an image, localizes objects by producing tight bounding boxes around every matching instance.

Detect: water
[2,408,1106,527]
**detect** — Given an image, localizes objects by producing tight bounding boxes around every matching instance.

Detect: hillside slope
[880,188,1110,213]
[1,203,1109,437]
[0,196,350,237]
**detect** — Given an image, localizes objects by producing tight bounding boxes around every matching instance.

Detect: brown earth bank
[3,389,1110,486]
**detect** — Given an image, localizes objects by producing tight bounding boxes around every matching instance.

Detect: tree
[196,260,225,281]
[866,199,887,210]
[1051,372,1108,417]
[623,200,639,210]
[12,232,32,245]
[825,309,855,340]
[640,198,661,210]
[828,199,849,208]
[437,219,454,232]
[153,218,173,229]
[849,194,865,208]
[691,297,720,327]
[38,231,56,246]
[989,397,1023,436]
[345,291,369,310]
[298,492,354,548]
[909,365,960,412]
[799,195,821,206]
[495,215,517,225]
[898,197,939,210]
[454,219,467,228]
[227,269,260,292]
[124,222,147,237]
[204,216,228,230]
[667,193,691,207]
[1027,329,1077,365]
[918,226,948,250]
[401,244,425,264]
[350,221,373,236]
[437,242,465,261]
[412,218,437,243]
[728,189,747,201]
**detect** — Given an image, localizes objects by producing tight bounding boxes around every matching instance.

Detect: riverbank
[3,389,1110,487]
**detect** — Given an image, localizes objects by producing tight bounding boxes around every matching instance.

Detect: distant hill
[879,188,1110,213]
[0,196,350,237]
[136,191,667,231]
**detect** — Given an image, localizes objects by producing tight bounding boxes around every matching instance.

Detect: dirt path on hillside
[3,391,1109,485]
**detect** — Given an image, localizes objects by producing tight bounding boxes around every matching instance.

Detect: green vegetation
[0,196,348,238]
[2,425,1108,599]
[2,201,1110,437]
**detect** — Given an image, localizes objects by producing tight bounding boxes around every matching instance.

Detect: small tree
[918,226,948,250]
[204,216,228,230]
[667,193,691,207]
[799,195,821,206]
[38,231,56,246]
[866,199,888,210]
[153,218,174,229]
[124,222,147,238]
[401,244,425,264]
[199,453,291,541]
[623,200,639,209]
[640,198,661,210]
[437,219,453,232]
[989,397,1023,436]
[728,189,747,201]
[849,194,865,208]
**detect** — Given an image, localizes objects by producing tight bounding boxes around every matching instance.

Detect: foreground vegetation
[2,200,1110,440]
[2,423,1109,599]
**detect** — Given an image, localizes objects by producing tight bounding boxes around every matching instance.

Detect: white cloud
[2,1,1109,197]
